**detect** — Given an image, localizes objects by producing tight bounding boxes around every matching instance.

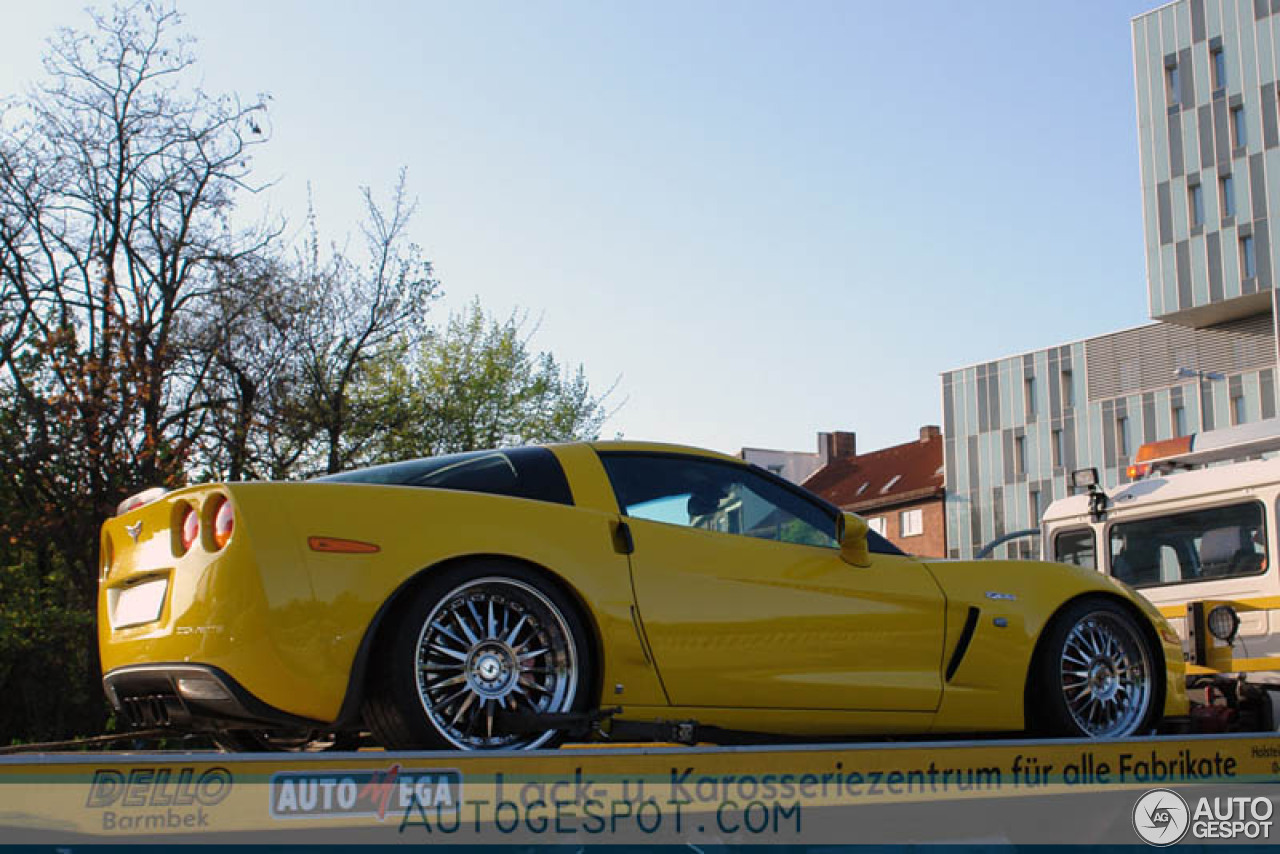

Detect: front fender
[922,559,1185,731]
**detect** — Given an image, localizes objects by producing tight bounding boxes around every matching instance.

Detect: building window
[1024,376,1037,417]
[1220,174,1235,217]
[1231,393,1246,426]
[1173,404,1188,437]
[867,516,887,536]
[1189,183,1204,227]
[1061,369,1074,407]
[1166,63,1181,106]
[900,508,923,538]
[1014,435,1026,475]
[1029,489,1042,523]
[1231,106,1246,148]
[1241,234,1257,279]
[1051,428,1064,468]
[1117,416,1131,458]
[1212,46,1226,91]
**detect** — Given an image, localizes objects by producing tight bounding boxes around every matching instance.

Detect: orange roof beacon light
[1128,436,1194,480]
[1127,418,1280,481]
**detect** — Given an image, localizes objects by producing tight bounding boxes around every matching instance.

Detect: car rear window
[315,447,574,506]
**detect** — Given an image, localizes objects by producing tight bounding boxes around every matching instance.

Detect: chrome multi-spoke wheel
[363,562,589,752]
[1057,610,1152,737]
[1031,598,1159,739]
[415,577,578,750]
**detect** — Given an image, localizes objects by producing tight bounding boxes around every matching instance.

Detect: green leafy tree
[359,300,616,462]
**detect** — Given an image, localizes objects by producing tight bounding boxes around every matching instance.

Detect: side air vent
[945,607,981,682]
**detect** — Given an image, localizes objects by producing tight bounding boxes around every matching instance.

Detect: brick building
[802,426,947,557]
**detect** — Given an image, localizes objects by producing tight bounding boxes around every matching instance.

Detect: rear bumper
[103,663,326,732]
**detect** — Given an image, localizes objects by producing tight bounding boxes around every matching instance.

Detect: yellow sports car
[99,441,1187,751]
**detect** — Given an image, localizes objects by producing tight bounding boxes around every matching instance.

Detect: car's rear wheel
[1030,598,1158,738]
[364,560,591,751]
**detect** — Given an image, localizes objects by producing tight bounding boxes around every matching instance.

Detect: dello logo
[86,766,233,808]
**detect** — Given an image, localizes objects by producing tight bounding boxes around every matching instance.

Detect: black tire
[213,729,363,753]
[1028,597,1160,738]
[363,559,593,751]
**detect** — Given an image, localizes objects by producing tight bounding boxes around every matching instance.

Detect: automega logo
[1133,788,1190,846]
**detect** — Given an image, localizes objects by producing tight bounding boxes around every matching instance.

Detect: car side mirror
[840,512,871,567]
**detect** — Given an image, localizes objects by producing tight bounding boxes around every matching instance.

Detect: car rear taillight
[115,486,169,517]
[212,497,234,549]
[180,505,199,554]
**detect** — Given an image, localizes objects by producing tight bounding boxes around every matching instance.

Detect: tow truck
[1038,418,1280,734]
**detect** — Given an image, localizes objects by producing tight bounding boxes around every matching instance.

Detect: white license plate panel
[110,577,168,629]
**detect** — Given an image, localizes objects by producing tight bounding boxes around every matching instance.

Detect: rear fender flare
[331,553,604,727]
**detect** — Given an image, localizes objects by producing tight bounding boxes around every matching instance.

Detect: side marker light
[308,537,380,554]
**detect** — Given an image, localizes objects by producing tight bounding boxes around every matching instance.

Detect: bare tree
[0,1,273,736]
[0,0,273,587]
[291,172,440,474]
[189,251,311,481]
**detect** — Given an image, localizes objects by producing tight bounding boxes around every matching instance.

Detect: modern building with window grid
[942,0,1280,560]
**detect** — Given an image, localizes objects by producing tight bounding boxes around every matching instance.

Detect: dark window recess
[1242,234,1258,279]
[1054,528,1096,570]
[1108,502,1268,588]
[315,446,574,505]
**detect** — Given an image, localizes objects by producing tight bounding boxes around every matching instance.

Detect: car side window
[599,453,839,548]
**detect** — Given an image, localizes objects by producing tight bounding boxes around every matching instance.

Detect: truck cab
[1039,420,1280,703]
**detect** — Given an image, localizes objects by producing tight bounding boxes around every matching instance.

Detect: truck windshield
[1106,502,1267,587]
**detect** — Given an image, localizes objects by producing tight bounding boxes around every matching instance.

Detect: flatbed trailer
[3,732,1279,846]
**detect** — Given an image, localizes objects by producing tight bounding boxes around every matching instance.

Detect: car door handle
[613,521,634,555]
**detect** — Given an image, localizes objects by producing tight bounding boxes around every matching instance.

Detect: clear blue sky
[1,1,1162,457]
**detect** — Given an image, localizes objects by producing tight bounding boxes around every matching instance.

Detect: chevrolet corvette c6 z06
[99,441,1187,751]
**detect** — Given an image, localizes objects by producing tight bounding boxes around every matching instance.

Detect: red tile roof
[802,431,944,512]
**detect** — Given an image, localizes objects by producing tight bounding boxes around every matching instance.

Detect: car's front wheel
[1030,597,1158,739]
[363,560,591,751]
